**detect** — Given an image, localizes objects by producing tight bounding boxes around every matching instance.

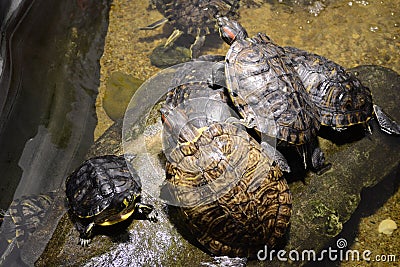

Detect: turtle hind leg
[373,104,400,135]
[301,140,331,175]
[311,147,332,175]
[135,203,158,222]
[164,29,183,48]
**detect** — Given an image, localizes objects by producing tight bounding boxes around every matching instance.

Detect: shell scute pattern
[161,76,292,257]
[225,33,320,145]
[285,46,373,129]
[163,120,292,257]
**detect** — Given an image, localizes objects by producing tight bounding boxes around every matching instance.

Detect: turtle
[65,155,157,246]
[0,191,62,265]
[160,103,292,258]
[140,0,240,58]
[284,46,400,135]
[210,16,330,174]
[162,61,291,171]
[0,192,57,249]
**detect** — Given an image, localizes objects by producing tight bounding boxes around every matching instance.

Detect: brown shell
[285,46,373,129]
[162,121,292,258]
[225,33,320,145]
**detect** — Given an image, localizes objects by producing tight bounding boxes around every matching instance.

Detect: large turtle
[210,16,329,173]
[65,155,157,246]
[141,0,240,58]
[160,101,292,258]
[284,46,400,135]
[163,61,291,171]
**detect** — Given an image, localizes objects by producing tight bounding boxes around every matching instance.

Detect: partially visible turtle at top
[160,101,292,258]
[284,46,400,135]
[65,155,157,246]
[141,0,240,58]
[210,16,330,174]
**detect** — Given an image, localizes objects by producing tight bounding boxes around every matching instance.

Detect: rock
[378,219,397,235]
[35,64,400,266]
[150,44,191,68]
[103,72,144,121]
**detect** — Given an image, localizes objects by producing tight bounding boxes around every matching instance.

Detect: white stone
[378,219,397,235]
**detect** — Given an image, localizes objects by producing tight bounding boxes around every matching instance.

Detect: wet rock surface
[36,65,399,266]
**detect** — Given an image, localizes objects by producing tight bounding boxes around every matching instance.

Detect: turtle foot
[311,147,331,175]
[373,104,400,135]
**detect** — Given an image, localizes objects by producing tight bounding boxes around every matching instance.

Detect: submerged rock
[103,72,143,121]
[36,64,399,266]
[150,44,191,68]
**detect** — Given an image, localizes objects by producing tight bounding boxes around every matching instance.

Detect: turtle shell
[65,155,141,221]
[152,0,239,36]
[284,46,373,129]
[0,192,56,248]
[225,33,320,145]
[161,115,292,257]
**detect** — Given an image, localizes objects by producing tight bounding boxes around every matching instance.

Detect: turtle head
[217,16,248,45]
[160,104,199,143]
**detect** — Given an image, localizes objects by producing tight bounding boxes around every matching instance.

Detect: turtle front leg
[135,203,158,222]
[75,221,95,247]
[190,32,206,58]
[207,61,227,89]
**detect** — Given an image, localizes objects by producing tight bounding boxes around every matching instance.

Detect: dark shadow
[304,164,400,267]
[318,125,368,146]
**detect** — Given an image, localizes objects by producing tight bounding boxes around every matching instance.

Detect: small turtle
[284,46,400,135]
[141,0,240,58]
[65,155,157,246]
[160,103,292,258]
[0,192,57,248]
[211,16,329,173]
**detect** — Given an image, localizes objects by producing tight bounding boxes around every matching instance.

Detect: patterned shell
[65,155,141,219]
[225,33,320,145]
[152,0,239,36]
[161,87,292,257]
[285,46,373,129]
[162,118,292,257]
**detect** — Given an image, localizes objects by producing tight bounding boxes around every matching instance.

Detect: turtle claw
[147,211,158,223]
[136,203,158,222]
[373,104,400,135]
[79,238,91,247]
